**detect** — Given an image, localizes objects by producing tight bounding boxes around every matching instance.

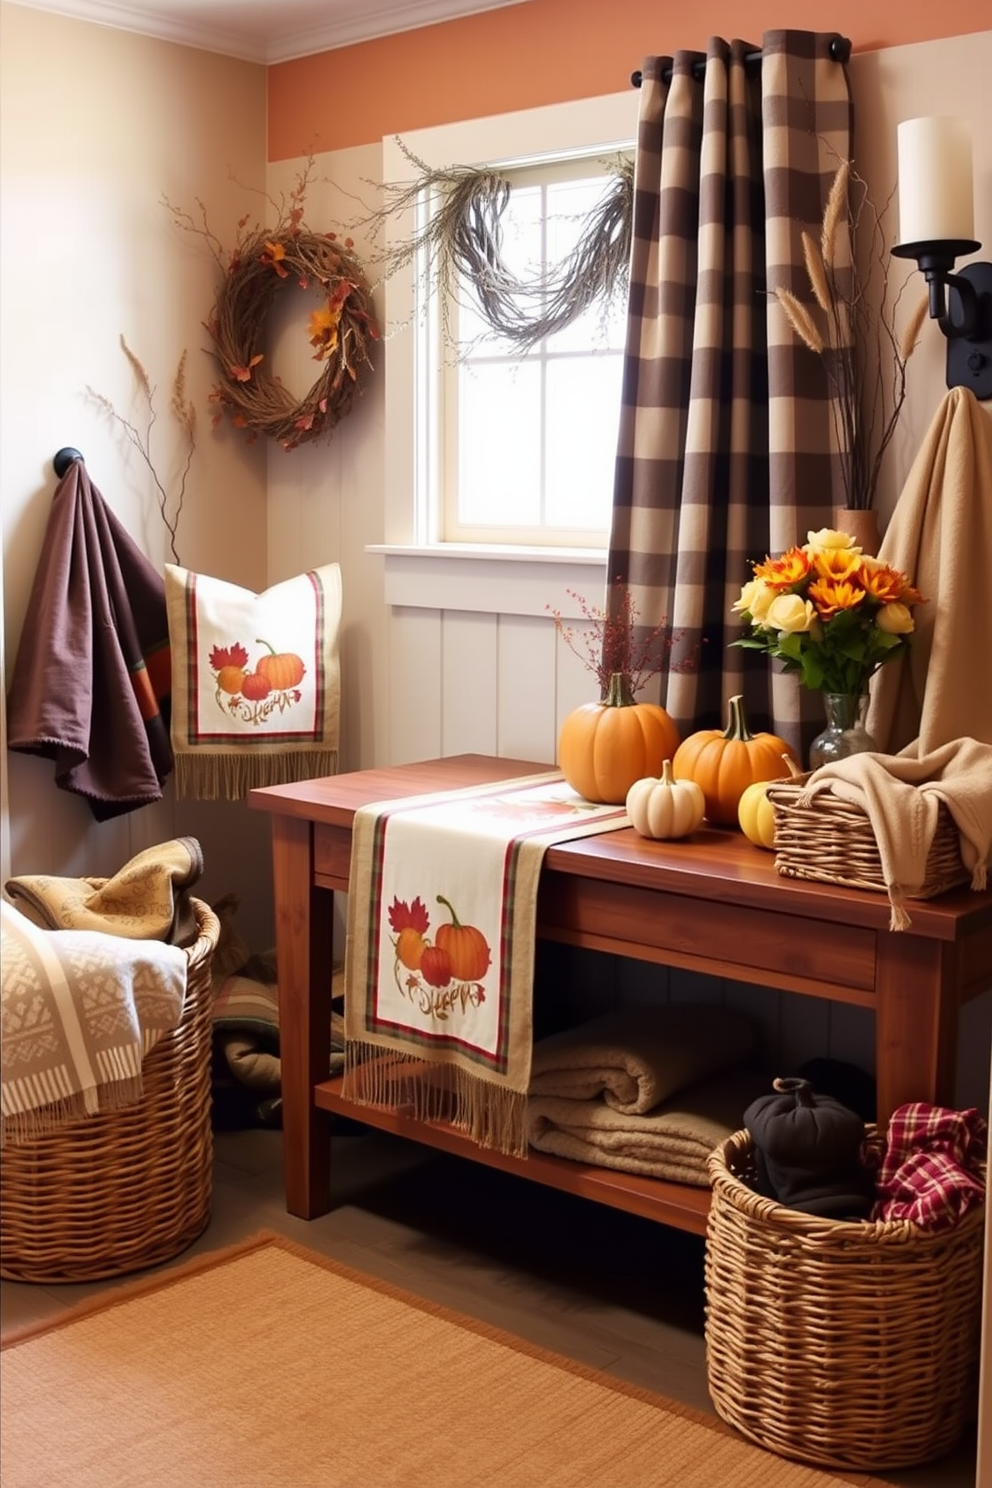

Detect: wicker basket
[0,898,220,1284]
[705,1128,985,1471]
[766,775,969,897]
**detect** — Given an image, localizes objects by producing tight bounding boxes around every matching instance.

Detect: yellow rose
[805,527,861,556]
[875,602,915,635]
[766,593,817,633]
[733,578,775,623]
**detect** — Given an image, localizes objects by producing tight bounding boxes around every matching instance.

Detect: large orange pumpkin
[558,673,681,805]
[671,694,793,826]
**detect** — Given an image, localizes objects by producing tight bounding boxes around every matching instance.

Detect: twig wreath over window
[167,162,379,451]
[359,141,634,356]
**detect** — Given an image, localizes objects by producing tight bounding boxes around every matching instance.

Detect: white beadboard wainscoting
[373,546,992,1111]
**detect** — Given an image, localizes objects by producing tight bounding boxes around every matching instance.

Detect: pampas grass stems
[777,158,924,512]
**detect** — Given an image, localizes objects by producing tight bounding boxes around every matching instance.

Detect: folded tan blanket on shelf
[527,1068,769,1187]
[801,739,992,929]
[4,836,203,947]
[528,1003,757,1115]
[1,898,188,1145]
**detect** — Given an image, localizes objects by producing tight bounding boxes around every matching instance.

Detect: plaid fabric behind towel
[872,1101,987,1230]
[608,31,852,762]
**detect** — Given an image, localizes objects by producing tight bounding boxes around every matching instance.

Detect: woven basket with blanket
[1,841,220,1282]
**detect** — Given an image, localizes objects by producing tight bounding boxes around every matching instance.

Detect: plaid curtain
[607,31,852,761]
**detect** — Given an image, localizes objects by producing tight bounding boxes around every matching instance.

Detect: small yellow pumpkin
[737,755,802,848]
[626,760,705,840]
[558,673,681,805]
[671,694,793,826]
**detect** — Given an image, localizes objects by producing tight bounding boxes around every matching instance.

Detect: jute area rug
[1,1231,887,1488]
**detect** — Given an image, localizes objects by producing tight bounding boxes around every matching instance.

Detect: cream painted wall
[1,5,274,932]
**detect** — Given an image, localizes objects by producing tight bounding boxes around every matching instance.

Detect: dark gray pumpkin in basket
[743,1076,874,1219]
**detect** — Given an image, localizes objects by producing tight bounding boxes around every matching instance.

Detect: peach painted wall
[269,0,991,158]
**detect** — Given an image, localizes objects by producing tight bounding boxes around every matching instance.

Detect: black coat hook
[53,448,84,478]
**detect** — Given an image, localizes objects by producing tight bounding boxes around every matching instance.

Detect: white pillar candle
[897,116,974,244]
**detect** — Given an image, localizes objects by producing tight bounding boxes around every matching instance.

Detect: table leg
[874,931,960,1125]
[271,816,334,1217]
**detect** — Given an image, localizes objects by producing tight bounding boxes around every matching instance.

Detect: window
[443,158,628,547]
[381,92,637,570]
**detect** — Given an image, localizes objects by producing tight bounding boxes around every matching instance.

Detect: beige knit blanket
[799,738,992,929]
[867,387,992,755]
[528,1068,769,1187]
[528,1003,757,1114]
[1,899,188,1144]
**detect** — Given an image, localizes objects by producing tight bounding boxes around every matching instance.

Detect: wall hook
[53,448,84,477]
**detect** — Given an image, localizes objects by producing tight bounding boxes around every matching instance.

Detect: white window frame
[369,90,637,616]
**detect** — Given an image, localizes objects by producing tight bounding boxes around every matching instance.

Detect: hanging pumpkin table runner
[343,773,629,1157]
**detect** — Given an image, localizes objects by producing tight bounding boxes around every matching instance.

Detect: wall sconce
[890,116,992,400]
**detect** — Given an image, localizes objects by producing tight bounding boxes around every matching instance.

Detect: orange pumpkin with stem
[672,694,793,826]
[435,895,491,982]
[558,673,681,805]
[255,638,306,691]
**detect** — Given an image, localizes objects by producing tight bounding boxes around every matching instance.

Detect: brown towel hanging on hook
[7,458,173,819]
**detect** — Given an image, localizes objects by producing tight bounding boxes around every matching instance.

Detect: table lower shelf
[315,1073,712,1236]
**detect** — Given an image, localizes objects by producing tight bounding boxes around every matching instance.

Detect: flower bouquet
[730,528,924,696]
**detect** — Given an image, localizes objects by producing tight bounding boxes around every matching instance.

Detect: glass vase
[808,693,878,771]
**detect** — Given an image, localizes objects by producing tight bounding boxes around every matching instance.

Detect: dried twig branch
[88,335,195,563]
[353,138,634,357]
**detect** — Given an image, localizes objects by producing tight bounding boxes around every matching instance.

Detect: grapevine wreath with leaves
[169,162,380,451]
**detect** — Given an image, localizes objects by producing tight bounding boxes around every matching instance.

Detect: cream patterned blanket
[0,899,188,1145]
[344,773,629,1158]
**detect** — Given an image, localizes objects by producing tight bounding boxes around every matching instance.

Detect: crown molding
[8,0,534,64]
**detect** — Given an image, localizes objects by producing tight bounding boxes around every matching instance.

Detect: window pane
[545,175,628,355]
[457,361,542,527]
[545,354,622,530]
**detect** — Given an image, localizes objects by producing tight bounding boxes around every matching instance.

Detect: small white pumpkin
[625,760,705,840]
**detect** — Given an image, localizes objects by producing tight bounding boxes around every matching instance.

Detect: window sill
[366,545,607,618]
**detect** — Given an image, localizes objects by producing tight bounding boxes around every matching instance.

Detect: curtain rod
[630,34,851,88]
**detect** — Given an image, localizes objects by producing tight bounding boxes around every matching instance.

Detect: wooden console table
[250,754,992,1236]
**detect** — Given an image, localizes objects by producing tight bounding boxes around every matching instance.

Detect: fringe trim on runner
[343,1041,530,1159]
[174,749,338,800]
[0,1077,145,1148]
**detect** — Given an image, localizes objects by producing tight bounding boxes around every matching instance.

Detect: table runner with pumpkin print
[342,773,629,1157]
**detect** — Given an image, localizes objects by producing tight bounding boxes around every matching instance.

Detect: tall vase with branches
[774,160,928,547]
